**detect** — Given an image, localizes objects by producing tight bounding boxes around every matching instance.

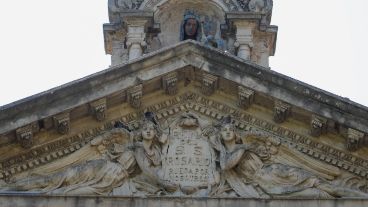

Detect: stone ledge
[1,195,368,207]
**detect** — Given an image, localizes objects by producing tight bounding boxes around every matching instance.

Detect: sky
[0,0,367,108]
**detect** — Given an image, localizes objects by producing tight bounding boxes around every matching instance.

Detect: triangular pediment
[1,41,368,198]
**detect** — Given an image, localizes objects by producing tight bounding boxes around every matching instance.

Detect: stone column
[233,21,254,61]
[258,38,270,67]
[125,19,148,61]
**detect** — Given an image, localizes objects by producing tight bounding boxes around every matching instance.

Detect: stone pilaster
[233,21,255,61]
[125,18,148,61]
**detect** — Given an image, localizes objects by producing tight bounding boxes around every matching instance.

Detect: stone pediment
[0,40,368,198]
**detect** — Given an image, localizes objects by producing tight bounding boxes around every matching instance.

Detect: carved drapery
[1,92,367,198]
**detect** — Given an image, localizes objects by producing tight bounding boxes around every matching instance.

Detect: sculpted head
[180,10,201,41]
[140,112,161,141]
[220,123,236,142]
[218,116,238,143]
[184,18,198,39]
[141,121,156,140]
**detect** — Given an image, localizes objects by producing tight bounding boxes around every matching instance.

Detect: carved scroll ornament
[1,112,368,198]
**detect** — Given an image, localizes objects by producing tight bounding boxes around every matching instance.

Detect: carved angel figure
[0,128,136,195]
[128,112,178,194]
[210,117,368,198]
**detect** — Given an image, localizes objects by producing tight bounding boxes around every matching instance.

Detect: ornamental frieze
[1,110,367,197]
[1,92,367,193]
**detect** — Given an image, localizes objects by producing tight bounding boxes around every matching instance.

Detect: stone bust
[180,10,202,41]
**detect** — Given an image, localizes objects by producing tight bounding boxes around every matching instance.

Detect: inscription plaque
[163,127,216,188]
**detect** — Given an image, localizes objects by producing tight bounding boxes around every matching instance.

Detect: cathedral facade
[0,1,368,206]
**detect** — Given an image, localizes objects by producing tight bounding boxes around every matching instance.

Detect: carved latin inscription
[163,129,214,188]
[201,73,218,96]
[127,84,143,108]
[90,98,107,121]
[53,113,70,135]
[238,86,254,109]
[162,72,178,96]
[15,125,33,149]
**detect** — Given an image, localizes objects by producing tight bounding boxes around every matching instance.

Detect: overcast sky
[0,0,367,108]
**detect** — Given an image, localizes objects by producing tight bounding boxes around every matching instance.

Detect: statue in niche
[180,10,202,41]
[0,128,136,195]
[202,15,226,50]
[209,116,368,198]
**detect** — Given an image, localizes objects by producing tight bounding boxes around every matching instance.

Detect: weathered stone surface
[105,0,277,66]
[1,195,368,207]
[1,41,368,136]
[1,1,368,204]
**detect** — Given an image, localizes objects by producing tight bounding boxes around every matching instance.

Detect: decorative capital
[201,73,218,96]
[238,86,254,109]
[273,101,291,123]
[15,125,33,149]
[53,113,70,135]
[162,72,178,96]
[346,128,365,151]
[310,115,327,137]
[127,84,143,109]
[90,98,107,122]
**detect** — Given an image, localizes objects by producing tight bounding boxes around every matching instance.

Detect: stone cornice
[0,40,367,135]
[1,91,367,180]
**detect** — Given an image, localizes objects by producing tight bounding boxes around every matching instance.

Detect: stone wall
[0,195,368,207]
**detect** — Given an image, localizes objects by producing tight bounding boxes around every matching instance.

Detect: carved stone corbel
[15,125,33,148]
[238,86,254,109]
[273,101,291,123]
[201,74,218,96]
[346,128,365,151]
[90,98,107,122]
[310,115,327,137]
[162,72,178,96]
[53,113,70,135]
[127,84,143,109]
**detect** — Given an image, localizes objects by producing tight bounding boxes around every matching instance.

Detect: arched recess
[139,0,230,12]
[142,0,228,47]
